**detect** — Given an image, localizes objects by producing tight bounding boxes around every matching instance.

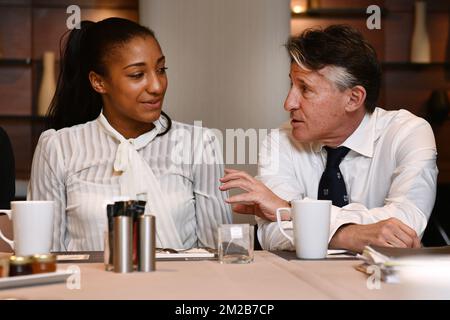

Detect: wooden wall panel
[290,0,385,12]
[429,13,449,62]
[0,0,137,8]
[383,68,450,116]
[32,8,138,59]
[0,7,31,58]
[316,0,385,9]
[31,0,137,9]
[0,67,32,115]
[385,12,449,62]
[386,0,450,12]
[384,12,411,62]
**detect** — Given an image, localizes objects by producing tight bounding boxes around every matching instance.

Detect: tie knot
[324,146,350,168]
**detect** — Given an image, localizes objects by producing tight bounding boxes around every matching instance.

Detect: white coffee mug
[0,201,54,256]
[276,199,331,259]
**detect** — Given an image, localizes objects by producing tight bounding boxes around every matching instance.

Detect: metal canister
[113,215,133,273]
[138,214,156,272]
[113,200,139,267]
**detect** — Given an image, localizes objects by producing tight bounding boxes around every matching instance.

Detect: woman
[28,17,231,251]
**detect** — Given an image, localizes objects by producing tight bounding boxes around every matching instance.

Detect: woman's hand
[219,168,290,221]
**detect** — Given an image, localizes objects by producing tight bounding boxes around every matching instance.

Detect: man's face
[284,63,350,144]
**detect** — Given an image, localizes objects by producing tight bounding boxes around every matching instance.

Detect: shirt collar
[96,110,165,150]
[312,111,376,158]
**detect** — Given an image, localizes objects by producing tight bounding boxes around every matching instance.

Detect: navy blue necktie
[318,146,350,207]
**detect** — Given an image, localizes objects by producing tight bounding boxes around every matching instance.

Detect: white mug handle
[276,207,294,245]
[0,210,14,250]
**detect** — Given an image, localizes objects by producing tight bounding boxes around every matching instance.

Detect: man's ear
[89,71,106,94]
[345,85,366,112]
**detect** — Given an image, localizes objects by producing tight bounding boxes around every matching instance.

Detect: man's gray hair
[288,48,357,92]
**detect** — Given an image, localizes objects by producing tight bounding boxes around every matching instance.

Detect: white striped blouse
[27,113,232,251]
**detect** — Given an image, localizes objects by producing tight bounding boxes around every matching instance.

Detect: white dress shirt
[28,113,232,251]
[256,107,438,251]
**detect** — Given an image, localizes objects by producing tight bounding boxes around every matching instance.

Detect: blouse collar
[96,110,166,150]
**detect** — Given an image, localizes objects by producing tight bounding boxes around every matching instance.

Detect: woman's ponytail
[47,20,102,130]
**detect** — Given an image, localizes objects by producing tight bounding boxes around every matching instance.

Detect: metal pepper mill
[138,214,156,272]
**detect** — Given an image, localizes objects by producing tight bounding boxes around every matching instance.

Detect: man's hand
[329,217,421,253]
[219,168,289,221]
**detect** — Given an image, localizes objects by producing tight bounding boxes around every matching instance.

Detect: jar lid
[9,255,33,265]
[32,254,56,263]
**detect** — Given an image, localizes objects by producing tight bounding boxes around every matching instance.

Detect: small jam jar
[0,257,9,278]
[32,254,57,274]
[9,255,33,277]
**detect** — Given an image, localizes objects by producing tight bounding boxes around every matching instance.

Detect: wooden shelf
[0,0,137,9]
[0,58,32,66]
[382,62,450,70]
[292,7,387,18]
[0,115,47,121]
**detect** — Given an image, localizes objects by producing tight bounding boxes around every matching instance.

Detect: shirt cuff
[328,204,366,242]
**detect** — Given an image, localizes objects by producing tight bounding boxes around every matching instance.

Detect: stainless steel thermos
[138,214,156,272]
[113,215,133,273]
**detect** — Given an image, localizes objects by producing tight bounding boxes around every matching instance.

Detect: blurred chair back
[422,184,450,246]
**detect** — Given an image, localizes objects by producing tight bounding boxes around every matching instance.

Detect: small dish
[0,269,72,290]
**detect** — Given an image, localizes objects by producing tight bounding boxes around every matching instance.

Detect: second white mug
[276,199,331,259]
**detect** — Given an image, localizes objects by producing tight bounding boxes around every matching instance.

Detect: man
[219,25,438,253]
